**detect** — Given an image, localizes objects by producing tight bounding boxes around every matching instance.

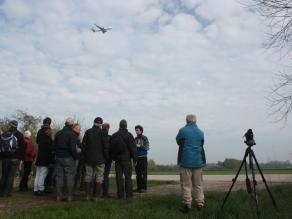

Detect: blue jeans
[103,161,112,195]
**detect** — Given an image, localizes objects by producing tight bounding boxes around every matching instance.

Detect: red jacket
[24,138,36,162]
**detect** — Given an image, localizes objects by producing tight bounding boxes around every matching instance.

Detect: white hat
[65,117,74,126]
[24,130,31,138]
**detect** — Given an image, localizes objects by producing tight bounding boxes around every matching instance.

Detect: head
[135,125,143,135]
[43,117,52,127]
[72,123,81,135]
[93,117,103,128]
[119,119,127,129]
[186,114,197,124]
[102,123,110,133]
[65,117,74,127]
[9,120,18,130]
[24,130,32,139]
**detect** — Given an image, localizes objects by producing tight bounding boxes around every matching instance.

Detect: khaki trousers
[180,167,204,208]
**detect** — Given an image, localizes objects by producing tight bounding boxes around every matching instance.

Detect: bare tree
[251,0,292,121]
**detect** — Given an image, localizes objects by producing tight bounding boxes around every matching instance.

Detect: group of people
[0,117,150,202]
[0,113,206,214]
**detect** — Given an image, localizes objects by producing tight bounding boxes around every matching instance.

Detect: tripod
[221,146,278,219]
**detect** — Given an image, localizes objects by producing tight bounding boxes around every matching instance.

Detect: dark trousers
[103,161,112,195]
[115,160,133,199]
[135,157,148,190]
[74,160,85,191]
[0,159,20,196]
[19,161,33,191]
[44,164,56,192]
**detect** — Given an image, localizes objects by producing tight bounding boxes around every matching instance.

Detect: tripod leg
[221,150,248,210]
[250,155,260,219]
[245,160,252,194]
[251,151,278,210]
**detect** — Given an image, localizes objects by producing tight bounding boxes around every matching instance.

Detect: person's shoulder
[142,135,148,140]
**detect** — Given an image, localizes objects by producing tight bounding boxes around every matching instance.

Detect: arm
[128,134,137,162]
[69,133,77,160]
[140,136,150,150]
[102,132,110,161]
[176,129,184,147]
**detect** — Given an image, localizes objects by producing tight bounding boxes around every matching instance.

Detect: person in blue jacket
[176,114,206,213]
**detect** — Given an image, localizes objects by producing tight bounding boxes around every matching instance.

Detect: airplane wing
[105,27,112,30]
[94,24,103,30]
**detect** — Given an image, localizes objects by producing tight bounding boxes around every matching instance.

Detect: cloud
[0,0,291,164]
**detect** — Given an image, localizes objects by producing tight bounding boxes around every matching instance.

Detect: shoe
[179,204,191,214]
[196,204,204,211]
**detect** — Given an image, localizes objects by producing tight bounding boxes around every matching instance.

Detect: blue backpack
[0,131,18,156]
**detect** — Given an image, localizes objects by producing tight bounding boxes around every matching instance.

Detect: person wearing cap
[0,120,25,197]
[19,130,36,192]
[176,114,206,213]
[82,117,109,201]
[34,117,53,196]
[54,117,78,202]
[134,125,150,193]
[109,120,137,199]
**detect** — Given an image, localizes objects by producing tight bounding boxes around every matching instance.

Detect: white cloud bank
[0,0,291,164]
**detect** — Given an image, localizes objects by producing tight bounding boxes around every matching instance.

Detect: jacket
[54,125,78,160]
[35,126,53,166]
[176,122,206,168]
[82,126,109,166]
[109,128,137,162]
[7,128,25,160]
[24,137,36,162]
[135,134,149,157]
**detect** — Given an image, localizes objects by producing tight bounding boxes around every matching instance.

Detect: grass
[148,168,292,175]
[1,184,291,219]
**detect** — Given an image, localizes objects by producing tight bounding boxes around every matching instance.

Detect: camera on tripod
[244,129,256,147]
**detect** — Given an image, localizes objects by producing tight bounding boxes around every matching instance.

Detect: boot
[85,182,91,201]
[56,187,63,202]
[67,187,73,202]
[93,182,102,201]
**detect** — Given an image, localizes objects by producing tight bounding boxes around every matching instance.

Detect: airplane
[91,24,112,34]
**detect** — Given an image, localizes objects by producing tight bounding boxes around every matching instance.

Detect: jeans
[34,166,48,192]
[0,159,20,196]
[103,161,112,195]
[115,160,133,199]
[19,161,33,191]
[135,157,148,190]
[55,157,75,195]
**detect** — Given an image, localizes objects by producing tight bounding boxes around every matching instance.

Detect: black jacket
[82,126,109,166]
[35,126,53,166]
[109,128,137,162]
[54,126,78,160]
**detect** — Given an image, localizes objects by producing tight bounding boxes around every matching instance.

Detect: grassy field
[148,168,292,175]
[0,184,291,219]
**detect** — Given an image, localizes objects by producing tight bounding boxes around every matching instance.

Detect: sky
[0,0,291,164]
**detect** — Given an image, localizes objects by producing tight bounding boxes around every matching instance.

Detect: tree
[251,0,292,121]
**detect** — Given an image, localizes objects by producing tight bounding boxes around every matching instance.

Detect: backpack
[0,131,18,156]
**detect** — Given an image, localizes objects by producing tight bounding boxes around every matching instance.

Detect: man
[82,117,109,201]
[101,123,111,197]
[176,114,206,213]
[54,118,78,202]
[109,119,137,199]
[134,125,150,193]
[0,120,25,197]
[73,123,85,193]
[34,117,53,195]
[19,130,36,192]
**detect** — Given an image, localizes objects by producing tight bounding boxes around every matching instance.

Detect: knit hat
[24,130,32,138]
[9,120,18,128]
[94,117,103,126]
[65,117,74,126]
[43,117,52,125]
